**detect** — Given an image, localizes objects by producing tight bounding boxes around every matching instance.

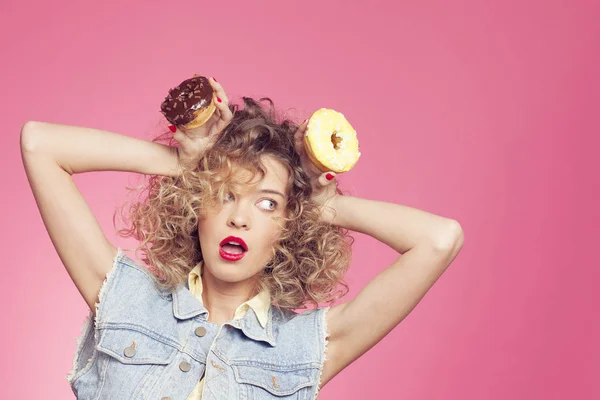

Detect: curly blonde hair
[114,97,353,311]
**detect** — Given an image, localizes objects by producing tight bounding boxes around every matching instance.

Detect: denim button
[123,346,136,358]
[179,362,191,372]
[195,327,207,337]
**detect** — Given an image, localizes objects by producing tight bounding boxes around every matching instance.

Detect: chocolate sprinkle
[160,76,213,126]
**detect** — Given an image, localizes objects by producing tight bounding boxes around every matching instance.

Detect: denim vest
[66,248,330,399]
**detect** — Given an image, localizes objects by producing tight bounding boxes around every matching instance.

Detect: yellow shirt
[186,261,271,400]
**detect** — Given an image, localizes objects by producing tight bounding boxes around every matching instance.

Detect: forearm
[20,121,180,176]
[323,195,462,254]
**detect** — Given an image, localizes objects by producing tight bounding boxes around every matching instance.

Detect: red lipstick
[219,236,248,261]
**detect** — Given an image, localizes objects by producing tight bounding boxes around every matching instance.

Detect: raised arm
[20,121,180,316]
[319,194,464,386]
[21,78,232,316]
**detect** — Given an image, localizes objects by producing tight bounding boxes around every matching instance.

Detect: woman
[21,77,464,399]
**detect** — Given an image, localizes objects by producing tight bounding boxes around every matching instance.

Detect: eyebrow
[258,189,286,199]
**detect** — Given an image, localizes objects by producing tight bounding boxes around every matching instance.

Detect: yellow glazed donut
[303,108,361,173]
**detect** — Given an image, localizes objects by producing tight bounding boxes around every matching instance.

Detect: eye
[223,192,235,202]
[258,198,277,211]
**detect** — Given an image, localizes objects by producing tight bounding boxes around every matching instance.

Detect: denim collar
[171,281,277,347]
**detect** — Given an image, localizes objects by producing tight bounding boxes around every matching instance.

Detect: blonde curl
[114,97,353,311]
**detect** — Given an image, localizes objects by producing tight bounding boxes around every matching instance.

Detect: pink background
[1,0,598,398]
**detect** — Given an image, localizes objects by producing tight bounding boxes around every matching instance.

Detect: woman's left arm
[320,194,463,254]
[293,119,464,387]
[318,193,464,386]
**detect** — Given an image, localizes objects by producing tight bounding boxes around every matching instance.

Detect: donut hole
[331,131,343,150]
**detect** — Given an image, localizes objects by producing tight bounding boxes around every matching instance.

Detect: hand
[171,77,233,170]
[293,118,339,219]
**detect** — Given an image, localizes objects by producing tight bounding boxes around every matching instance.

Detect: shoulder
[271,306,330,344]
[272,306,329,325]
[96,248,172,324]
[107,249,168,293]
[112,248,154,277]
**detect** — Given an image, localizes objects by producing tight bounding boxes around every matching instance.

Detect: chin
[204,257,256,283]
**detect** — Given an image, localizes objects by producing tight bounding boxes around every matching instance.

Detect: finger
[209,77,229,104]
[317,171,336,187]
[209,107,221,123]
[171,126,192,147]
[209,77,233,132]
[214,97,233,133]
[293,118,309,155]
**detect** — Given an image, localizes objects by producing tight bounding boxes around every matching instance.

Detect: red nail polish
[217,97,222,103]
[168,125,176,133]
[212,76,217,82]
[326,173,335,181]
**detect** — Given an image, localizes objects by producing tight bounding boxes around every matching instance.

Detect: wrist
[176,146,201,172]
[318,194,339,224]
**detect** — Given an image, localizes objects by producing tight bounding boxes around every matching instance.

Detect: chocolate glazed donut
[160,75,217,130]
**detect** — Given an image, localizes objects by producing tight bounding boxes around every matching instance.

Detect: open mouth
[219,236,248,261]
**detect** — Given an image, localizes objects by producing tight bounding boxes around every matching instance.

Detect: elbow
[21,121,52,154]
[432,220,464,252]
[20,121,41,153]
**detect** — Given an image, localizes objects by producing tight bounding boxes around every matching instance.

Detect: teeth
[225,241,245,250]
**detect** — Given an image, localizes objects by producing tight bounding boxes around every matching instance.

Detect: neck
[200,267,258,325]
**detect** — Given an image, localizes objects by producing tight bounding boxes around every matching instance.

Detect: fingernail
[326,173,335,181]
[212,76,218,82]
[168,125,176,133]
[217,97,222,103]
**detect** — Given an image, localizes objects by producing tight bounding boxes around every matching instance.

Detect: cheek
[197,220,206,237]
[271,213,287,230]
[253,221,282,249]
[198,211,221,229]
[266,225,285,249]
[197,216,216,245]
[267,214,284,231]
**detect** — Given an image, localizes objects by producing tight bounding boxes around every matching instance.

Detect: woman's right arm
[20,121,181,315]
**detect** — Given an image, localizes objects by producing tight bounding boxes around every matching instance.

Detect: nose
[227,203,251,230]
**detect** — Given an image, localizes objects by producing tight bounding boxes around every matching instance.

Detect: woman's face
[197,155,289,285]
